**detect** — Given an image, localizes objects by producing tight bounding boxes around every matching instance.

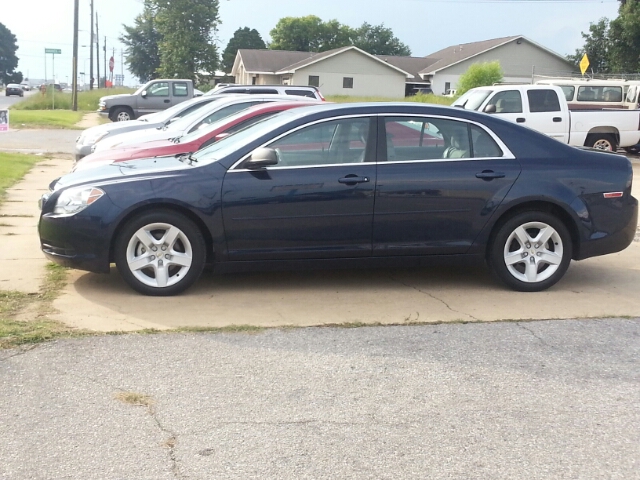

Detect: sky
[1,0,620,86]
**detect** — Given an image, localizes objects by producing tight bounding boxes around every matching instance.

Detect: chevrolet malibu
[38,103,638,296]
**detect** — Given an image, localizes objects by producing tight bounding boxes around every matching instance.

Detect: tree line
[567,0,640,74]
[121,2,411,83]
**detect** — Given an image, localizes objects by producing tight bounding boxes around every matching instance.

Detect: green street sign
[45,48,61,54]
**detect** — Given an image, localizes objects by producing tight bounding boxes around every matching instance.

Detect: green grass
[326,93,455,106]
[10,87,134,112]
[8,110,84,129]
[0,152,42,201]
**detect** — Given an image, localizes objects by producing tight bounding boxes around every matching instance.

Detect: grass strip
[10,88,134,112]
[7,110,84,129]
[0,152,42,202]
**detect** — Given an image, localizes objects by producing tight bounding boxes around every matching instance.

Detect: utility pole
[103,36,107,88]
[96,13,100,89]
[89,0,94,90]
[72,0,79,110]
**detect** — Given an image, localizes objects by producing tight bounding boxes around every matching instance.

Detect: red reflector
[603,192,623,198]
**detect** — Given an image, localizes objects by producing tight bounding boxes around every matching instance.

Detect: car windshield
[452,89,492,111]
[194,110,300,164]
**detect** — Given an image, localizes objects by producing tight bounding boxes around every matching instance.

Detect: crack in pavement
[516,322,559,350]
[389,275,480,322]
[147,404,181,479]
[0,344,38,362]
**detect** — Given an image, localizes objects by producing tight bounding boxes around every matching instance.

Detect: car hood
[80,119,163,139]
[100,93,133,103]
[53,155,195,191]
[96,127,183,151]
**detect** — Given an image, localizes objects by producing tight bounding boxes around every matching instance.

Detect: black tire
[585,133,617,151]
[114,210,206,296]
[112,107,134,122]
[488,211,573,292]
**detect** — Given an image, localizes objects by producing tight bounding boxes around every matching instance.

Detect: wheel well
[485,201,580,260]
[586,129,619,143]
[109,204,215,264]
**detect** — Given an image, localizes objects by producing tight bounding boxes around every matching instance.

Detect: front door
[221,117,377,260]
[139,81,171,115]
[374,116,521,256]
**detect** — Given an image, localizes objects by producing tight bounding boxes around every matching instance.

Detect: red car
[74,101,320,171]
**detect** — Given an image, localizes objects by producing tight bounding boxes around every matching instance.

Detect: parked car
[98,79,196,122]
[75,95,230,160]
[206,84,325,101]
[453,84,640,150]
[5,84,24,97]
[535,78,635,110]
[38,102,638,296]
[92,94,322,153]
[73,101,320,171]
[409,87,433,96]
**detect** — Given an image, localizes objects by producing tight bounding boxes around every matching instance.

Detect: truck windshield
[452,90,492,111]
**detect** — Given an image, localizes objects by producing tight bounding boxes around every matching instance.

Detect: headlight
[53,187,105,215]
[98,101,106,111]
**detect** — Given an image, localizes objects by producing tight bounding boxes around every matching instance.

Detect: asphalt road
[1,319,639,479]
[0,90,34,110]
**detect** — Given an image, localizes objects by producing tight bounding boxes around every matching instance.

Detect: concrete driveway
[1,148,638,332]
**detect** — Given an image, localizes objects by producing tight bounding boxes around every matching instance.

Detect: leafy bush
[456,61,503,96]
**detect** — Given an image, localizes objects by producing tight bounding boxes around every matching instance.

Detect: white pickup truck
[452,84,640,151]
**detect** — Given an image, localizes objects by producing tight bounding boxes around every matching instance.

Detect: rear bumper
[576,195,638,260]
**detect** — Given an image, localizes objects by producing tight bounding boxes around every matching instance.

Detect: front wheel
[112,107,134,122]
[114,210,206,296]
[586,133,617,151]
[488,211,573,292]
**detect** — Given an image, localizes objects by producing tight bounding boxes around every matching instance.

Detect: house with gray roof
[231,35,576,98]
[232,46,413,98]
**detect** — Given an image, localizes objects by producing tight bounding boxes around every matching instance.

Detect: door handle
[164,99,170,103]
[476,170,505,180]
[516,118,526,123]
[553,117,562,122]
[339,175,370,185]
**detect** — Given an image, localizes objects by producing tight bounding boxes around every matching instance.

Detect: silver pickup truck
[97,79,196,122]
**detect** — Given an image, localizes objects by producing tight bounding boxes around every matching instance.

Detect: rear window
[285,90,316,98]
[173,82,189,97]
[527,89,561,112]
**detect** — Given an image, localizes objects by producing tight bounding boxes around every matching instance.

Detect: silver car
[74,96,228,160]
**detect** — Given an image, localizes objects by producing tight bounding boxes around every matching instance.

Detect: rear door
[373,115,521,256]
[524,89,569,143]
[170,81,190,106]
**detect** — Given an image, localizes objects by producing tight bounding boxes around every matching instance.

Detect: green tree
[0,22,20,85]
[149,0,220,81]
[269,16,351,52]
[456,61,503,95]
[567,18,611,73]
[120,6,161,82]
[222,27,266,74]
[352,23,411,56]
[609,0,640,72]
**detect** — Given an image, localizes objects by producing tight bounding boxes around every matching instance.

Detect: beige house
[231,36,576,97]
[232,46,413,98]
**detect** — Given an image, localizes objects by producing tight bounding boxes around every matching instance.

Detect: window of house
[343,77,354,89]
[308,75,320,87]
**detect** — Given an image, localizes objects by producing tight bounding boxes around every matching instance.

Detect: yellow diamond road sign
[580,54,590,75]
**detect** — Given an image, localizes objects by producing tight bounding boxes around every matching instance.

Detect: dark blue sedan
[38,103,638,295]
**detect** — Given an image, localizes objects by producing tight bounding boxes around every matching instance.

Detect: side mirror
[141,90,147,98]
[483,104,496,113]
[246,148,278,169]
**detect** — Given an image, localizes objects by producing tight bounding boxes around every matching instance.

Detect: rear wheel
[488,211,572,292]
[114,210,206,296]
[586,133,617,151]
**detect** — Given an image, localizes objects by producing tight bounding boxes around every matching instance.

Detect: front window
[486,90,523,113]
[147,82,169,97]
[266,117,370,166]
